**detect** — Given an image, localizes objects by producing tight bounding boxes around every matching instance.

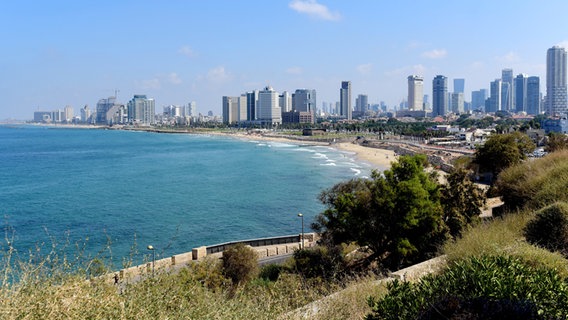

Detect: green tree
[312,154,448,270]
[474,131,535,180]
[440,168,486,238]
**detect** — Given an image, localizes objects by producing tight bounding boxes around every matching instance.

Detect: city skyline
[2,1,568,120]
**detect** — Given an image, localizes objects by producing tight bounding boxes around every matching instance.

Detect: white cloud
[141,78,161,90]
[385,64,426,77]
[495,51,521,63]
[421,49,447,59]
[168,72,182,85]
[356,63,373,75]
[178,45,197,58]
[286,66,303,75]
[289,0,341,21]
[207,66,232,83]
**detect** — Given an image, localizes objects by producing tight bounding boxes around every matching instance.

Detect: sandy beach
[224,131,396,170]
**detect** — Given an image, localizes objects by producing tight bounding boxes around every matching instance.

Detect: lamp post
[297,213,304,249]
[147,245,155,276]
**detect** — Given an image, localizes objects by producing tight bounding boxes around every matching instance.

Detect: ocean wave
[320,162,337,166]
[312,153,328,159]
[350,168,361,175]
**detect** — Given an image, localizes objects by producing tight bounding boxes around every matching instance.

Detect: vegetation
[367,255,568,319]
[221,243,259,286]
[495,150,568,211]
[524,202,568,256]
[313,154,449,271]
[546,131,568,152]
[473,131,535,180]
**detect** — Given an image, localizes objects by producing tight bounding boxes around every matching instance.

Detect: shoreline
[9,123,396,170]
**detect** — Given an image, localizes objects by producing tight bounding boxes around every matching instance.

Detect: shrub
[259,264,286,282]
[293,246,345,280]
[221,243,258,286]
[524,202,568,255]
[367,255,568,320]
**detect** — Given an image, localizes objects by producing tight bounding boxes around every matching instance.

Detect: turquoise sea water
[0,125,379,265]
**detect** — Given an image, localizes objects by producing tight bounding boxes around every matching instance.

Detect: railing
[206,234,300,254]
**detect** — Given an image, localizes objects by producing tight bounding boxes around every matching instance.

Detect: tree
[221,243,258,286]
[474,131,535,180]
[545,132,568,152]
[440,168,486,238]
[312,154,448,270]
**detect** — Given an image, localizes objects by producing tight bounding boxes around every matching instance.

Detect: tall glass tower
[432,75,448,117]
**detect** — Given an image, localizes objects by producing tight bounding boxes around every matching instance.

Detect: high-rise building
[432,75,448,117]
[471,89,488,112]
[340,81,352,120]
[451,92,464,114]
[80,105,91,123]
[546,46,567,115]
[127,95,155,125]
[292,89,316,113]
[257,86,282,125]
[96,96,117,124]
[246,90,259,121]
[502,69,514,111]
[279,91,292,112]
[355,94,368,113]
[453,78,465,93]
[187,101,197,117]
[222,96,240,124]
[489,79,502,113]
[64,105,74,122]
[408,75,424,111]
[514,74,528,113]
[527,76,541,115]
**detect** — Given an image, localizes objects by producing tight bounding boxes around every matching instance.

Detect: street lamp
[297,213,304,249]
[147,245,155,276]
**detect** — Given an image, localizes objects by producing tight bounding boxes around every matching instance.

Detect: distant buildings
[432,75,448,117]
[527,76,541,115]
[501,68,514,111]
[471,89,487,112]
[546,46,567,116]
[257,86,282,125]
[488,79,502,113]
[340,81,352,120]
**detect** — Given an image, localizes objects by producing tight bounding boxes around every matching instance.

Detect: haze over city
[2,0,568,120]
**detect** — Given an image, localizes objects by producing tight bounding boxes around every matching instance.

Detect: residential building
[546,46,567,115]
[127,95,155,125]
[340,81,352,120]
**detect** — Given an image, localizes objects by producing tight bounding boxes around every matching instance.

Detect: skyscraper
[432,75,448,117]
[471,89,488,112]
[451,92,464,114]
[355,94,368,113]
[514,74,528,113]
[280,91,292,112]
[292,89,316,113]
[546,46,567,115]
[340,81,352,120]
[453,78,465,93]
[246,90,259,121]
[407,75,424,111]
[527,76,541,115]
[257,86,281,125]
[127,95,155,125]
[502,69,514,111]
[489,79,502,113]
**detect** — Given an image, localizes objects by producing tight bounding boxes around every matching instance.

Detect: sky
[2,0,568,120]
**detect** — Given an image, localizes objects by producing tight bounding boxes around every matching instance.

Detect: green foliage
[495,150,568,211]
[440,167,486,238]
[293,246,345,280]
[313,154,449,270]
[367,255,568,320]
[186,256,228,290]
[524,202,568,255]
[259,264,286,282]
[221,243,259,286]
[474,131,536,180]
[546,132,568,152]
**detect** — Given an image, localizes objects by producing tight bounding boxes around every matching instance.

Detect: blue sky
[2,0,568,120]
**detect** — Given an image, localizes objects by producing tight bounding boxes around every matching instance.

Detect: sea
[0,125,381,266]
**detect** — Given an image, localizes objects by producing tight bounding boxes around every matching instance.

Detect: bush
[221,243,258,286]
[293,246,345,280]
[524,202,568,255]
[367,255,568,319]
[259,264,286,282]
